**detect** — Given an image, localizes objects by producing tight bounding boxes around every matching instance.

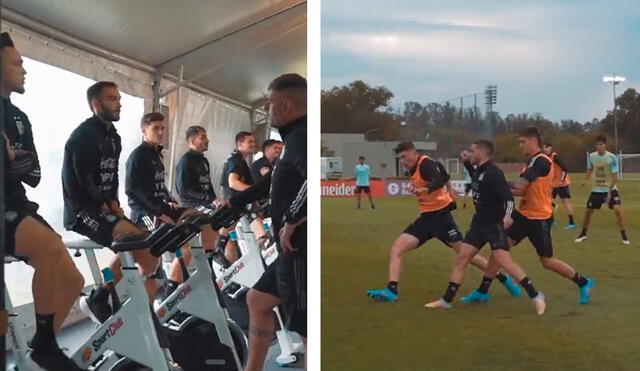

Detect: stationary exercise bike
[6,229,184,371]
[209,203,305,367]
[151,210,249,371]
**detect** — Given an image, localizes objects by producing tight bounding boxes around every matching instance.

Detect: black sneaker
[31,341,87,371]
[80,287,112,324]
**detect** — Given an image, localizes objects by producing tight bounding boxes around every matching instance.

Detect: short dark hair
[473,139,494,155]
[268,73,307,91]
[235,131,253,146]
[595,134,607,144]
[86,81,118,111]
[359,155,365,160]
[140,112,164,128]
[186,125,206,141]
[394,141,415,154]
[519,126,542,144]
[261,139,281,153]
[0,32,15,51]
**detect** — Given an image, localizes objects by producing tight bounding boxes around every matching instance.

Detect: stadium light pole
[603,74,625,153]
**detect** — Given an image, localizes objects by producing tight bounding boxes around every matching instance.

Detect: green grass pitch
[321,174,640,370]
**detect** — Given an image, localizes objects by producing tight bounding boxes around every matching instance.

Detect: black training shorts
[552,185,571,199]
[506,210,553,257]
[355,186,371,194]
[5,209,54,259]
[463,220,509,251]
[403,207,463,247]
[71,210,127,247]
[587,190,621,210]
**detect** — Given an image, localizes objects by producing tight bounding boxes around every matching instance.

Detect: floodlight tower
[603,73,625,153]
[484,85,497,137]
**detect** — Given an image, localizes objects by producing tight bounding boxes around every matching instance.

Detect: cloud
[321,1,640,122]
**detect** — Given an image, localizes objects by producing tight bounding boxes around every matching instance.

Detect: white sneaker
[622,239,630,245]
[575,235,587,243]
[424,298,452,309]
[531,292,546,315]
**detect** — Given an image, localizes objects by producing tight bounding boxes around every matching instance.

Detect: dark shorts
[464,183,472,194]
[463,221,509,251]
[506,211,553,257]
[253,263,279,298]
[355,186,371,194]
[5,209,54,259]
[71,210,127,247]
[587,190,621,209]
[552,186,571,199]
[403,208,463,247]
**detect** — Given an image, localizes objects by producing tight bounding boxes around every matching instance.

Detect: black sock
[569,215,575,224]
[387,281,398,294]
[519,277,539,298]
[495,272,508,283]
[580,228,588,237]
[621,230,628,240]
[167,280,179,291]
[31,313,56,349]
[572,272,588,287]
[442,282,461,303]
[478,276,493,294]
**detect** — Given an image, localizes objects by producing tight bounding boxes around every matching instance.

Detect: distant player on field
[365,142,521,302]
[354,155,375,209]
[461,127,594,305]
[542,143,576,229]
[575,135,630,244]
[462,165,473,209]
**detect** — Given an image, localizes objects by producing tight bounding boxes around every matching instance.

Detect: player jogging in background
[425,140,544,314]
[575,134,630,244]
[366,141,521,302]
[461,127,594,305]
[354,155,375,209]
[542,143,576,229]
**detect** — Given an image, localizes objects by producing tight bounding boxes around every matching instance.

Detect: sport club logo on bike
[220,262,246,287]
[165,284,193,312]
[92,317,125,352]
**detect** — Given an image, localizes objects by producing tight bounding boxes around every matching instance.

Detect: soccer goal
[619,152,640,180]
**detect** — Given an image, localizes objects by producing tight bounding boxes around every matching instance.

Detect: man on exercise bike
[62,81,159,324]
[175,125,225,263]
[225,73,307,371]
[126,112,213,299]
[1,32,86,370]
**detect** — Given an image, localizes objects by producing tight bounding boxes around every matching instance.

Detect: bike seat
[65,239,105,250]
[4,256,20,264]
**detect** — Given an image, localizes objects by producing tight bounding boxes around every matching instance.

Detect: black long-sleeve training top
[175,149,217,207]
[229,115,307,237]
[464,160,514,224]
[220,149,253,199]
[62,115,121,229]
[409,157,449,193]
[251,156,274,184]
[2,97,41,210]
[125,141,175,220]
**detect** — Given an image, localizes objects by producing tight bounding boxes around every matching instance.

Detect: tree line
[322,80,640,171]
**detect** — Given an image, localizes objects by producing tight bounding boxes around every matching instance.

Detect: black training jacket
[251,156,273,184]
[230,115,307,238]
[2,97,41,210]
[125,141,175,220]
[464,160,514,225]
[175,149,216,207]
[62,115,121,229]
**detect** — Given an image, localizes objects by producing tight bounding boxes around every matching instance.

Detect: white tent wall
[164,87,252,199]
[2,21,155,111]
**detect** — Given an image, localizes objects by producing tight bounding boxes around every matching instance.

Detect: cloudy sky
[322,0,640,123]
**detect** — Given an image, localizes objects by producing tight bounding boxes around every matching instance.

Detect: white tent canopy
[1,0,306,194]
